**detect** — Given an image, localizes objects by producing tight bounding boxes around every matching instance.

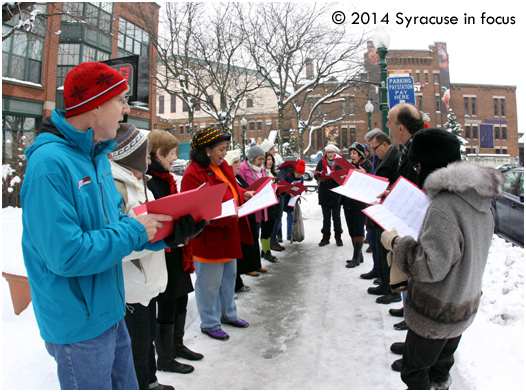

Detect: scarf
[321,156,337,173]
[149,169,195,274]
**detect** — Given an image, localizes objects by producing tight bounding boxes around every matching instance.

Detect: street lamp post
[241,117,247,160]
[372,26,390,135]
[365,100,374,131]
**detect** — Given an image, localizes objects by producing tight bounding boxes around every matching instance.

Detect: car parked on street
[491,167,524,247]
[496,163,522,173]
[171,163,187,176]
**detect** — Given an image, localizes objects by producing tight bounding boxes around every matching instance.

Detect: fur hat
[64,62,128,118]
[225,149,241,166]
[246,143,265,163]
[325,144,341,154]
[409,128,461,169]
[110,123,150,174]
[261,139,275,153]
[349,142,366,159]
[295,159,306,175]
[191,127,231,150]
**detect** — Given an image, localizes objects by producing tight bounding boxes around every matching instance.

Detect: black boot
[156,323,194,374]
[334,229,343,246]
[346,238,364,268]
[173,312,204,361]
[318,229,330,246]
[264,251,278,262]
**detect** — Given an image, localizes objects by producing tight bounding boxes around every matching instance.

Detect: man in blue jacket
[21,62,173,390]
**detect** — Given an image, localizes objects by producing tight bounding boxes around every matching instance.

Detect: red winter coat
[180,160,253,261]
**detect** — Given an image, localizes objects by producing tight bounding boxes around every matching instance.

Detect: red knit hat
[63,62,128,118]
[295,159,306,175]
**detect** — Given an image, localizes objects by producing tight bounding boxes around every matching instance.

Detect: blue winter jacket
[21,110,167,345]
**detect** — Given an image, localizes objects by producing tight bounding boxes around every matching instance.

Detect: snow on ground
[2,189,524,390]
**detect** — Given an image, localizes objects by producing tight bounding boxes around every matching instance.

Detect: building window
[2,114,39,159]
[494,99,499,117]
[471,97,477,116]
[2,4,46,84]
[170,94,176,113]
[117,18,149,58]
[179,125,184,134]
[424,72,428,84]
[182,101,188,112]
[249,121,255,131]
[342,127,348,148]
[342,100,346,116]
[350,127,356,144]
[472,125,478,139]
[466,147,472,154]
[257,121,262,131]
[308,97,314,112]
[501,99,506,117]
[158,96,164,114]
[495,148,501,154]
[416,72,420,83]
[495,126,500,140]
[246,98,253,108]
[435,95,441,112]
[465,125,471,139]
[417,96,423,111]
[434,73,439,84]
[502,127,507,140]
[348,96,355,114]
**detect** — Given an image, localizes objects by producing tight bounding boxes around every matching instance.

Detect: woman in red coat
[180,127,254,341]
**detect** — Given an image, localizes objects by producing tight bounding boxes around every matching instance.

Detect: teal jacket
[21,110,167,344]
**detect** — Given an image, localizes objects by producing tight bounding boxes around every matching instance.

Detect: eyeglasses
[369,143,383,152]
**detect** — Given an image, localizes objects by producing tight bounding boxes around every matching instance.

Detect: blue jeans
[286,211,293,237]
[45,319,139,390]
[194,259,238,331]
[321,204,342,231]
[271,196,285,244]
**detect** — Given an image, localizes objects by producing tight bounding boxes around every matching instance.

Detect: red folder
[334,156,355,172]
[277,160,298,171]
[329,168,349,185]
[246,177,275,193]
[133,182,228,242]
[276,180,307,196]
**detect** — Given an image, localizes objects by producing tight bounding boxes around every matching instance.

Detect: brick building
[2,2,160,160]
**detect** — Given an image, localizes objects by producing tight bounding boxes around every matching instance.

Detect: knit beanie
[349,142,366,159]
[408,128,461,169]
[261,139,275,153]
[325,144,341,154]
[246,143,265,163]
[225,149,241,166]
[295,159,306,175]
[110,123,151,174]
[191,127,231,150]
[63,62,128,118]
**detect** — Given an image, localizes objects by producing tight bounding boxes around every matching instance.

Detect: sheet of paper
[237,181,279,218]
[212,199,238,220]
[288,194,301,207]
[331,170,389,204]
[363,177,430,240]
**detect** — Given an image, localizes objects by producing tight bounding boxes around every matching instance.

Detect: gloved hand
[388,251,408,293]
[191,219,208,239]
[164,215,194,248]
[381,228,399,251]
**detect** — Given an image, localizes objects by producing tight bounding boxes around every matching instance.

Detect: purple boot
[201,328,229,340]
[227,318,249,328]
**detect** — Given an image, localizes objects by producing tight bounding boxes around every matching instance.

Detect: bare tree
[237,2,366,155]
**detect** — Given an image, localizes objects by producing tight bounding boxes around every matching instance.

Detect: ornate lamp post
[365,100,374,131]
[241,117,247,160]
[372,26,390,135]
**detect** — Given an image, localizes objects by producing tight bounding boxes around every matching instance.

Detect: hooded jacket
[21,109,167,344]
[393,162,504,339]
[111,162,168,307]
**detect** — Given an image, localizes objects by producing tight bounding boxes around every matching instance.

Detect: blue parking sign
[387,76,415,108]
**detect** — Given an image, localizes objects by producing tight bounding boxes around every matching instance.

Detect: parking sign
[387,76,416,108]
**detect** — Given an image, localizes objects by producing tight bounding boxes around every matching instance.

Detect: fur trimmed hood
[424,161,504,201]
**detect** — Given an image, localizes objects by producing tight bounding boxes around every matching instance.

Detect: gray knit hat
[246,143,265,163]
[110,123,151,174]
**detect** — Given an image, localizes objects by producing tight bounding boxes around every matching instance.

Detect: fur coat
[393,162,504,339]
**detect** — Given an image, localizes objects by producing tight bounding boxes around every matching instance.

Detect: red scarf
[150,170,195,274]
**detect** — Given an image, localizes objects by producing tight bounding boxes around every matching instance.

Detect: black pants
[401,328,462,390]
[261,219,275,239]
[157,295,189,324]
[375,228,391,293]
[124,301,157,390]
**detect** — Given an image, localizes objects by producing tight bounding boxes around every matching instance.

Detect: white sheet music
[212,199,238,220]
[287,194,301,207]
[237,181,278,218]
[331,171,389,204]
[363,177,430,239]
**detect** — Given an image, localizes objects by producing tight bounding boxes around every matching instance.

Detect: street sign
[387,76,416,108]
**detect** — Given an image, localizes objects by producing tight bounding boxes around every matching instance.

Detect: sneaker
[270,243,285,251]
[433,375,452,390]
[264,251,278,262]
[367,286,388,295]
[391,358,402,372]
[360,270,379,280]
[390,342,405,355]
[201,328,229,340]
[149,381,175,390]
[389,307,404,317]
[394,320,408,330]
[227,318,249,328]
[236,285,251,293]
[376,293,402,304]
